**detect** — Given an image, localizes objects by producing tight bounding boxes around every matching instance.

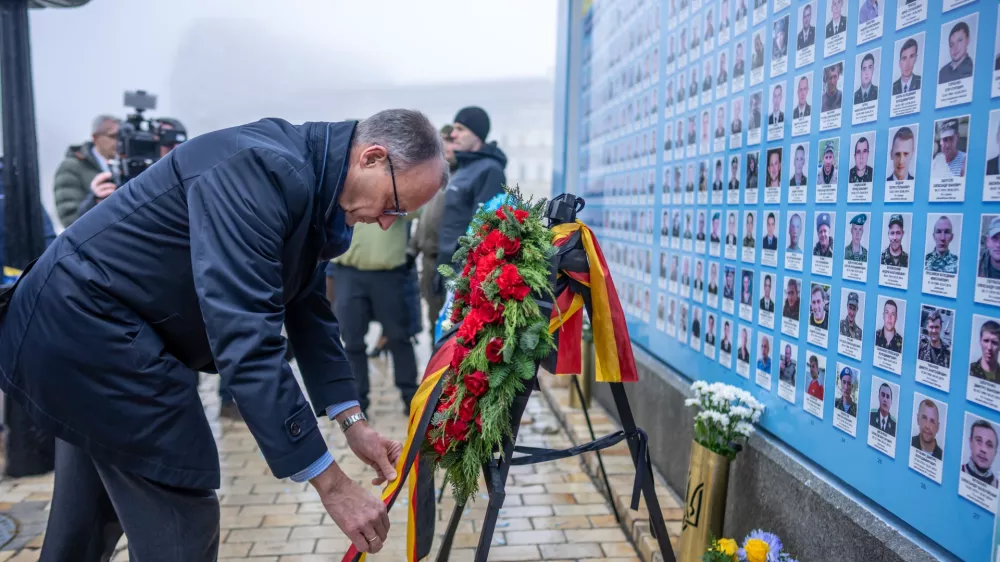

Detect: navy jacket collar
[303,121,357,260]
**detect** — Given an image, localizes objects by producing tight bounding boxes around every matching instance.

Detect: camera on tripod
[114,90,187,183]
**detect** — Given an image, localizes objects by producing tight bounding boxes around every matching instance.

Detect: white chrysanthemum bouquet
[685,381,765,459]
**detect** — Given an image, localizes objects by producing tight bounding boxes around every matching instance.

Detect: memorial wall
[569,0,1000,559]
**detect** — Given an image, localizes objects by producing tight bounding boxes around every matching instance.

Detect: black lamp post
[1,0,89,476]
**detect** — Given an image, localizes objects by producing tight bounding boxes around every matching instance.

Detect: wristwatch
[339,412,367,433]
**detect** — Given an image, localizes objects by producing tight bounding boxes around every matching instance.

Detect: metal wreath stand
[424,194,677,562]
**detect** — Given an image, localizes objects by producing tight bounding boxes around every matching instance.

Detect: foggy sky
[26,0,557,214]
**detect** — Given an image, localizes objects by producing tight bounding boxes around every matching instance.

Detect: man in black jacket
[0,109,448,560]
[435,106,507,284]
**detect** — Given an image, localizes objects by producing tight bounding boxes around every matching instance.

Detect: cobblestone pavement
[0,336,642,561]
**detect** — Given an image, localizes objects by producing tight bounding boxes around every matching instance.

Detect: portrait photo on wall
[742,210,758,264]
[785,211,805,271]
[788,142,809,203]
[768,81,787,142]
[819,61,845,131]
[745,149,760,200]
[985,109,1000,201]
[824,0,848,57]
[803,351,827,419]
[719,317,734,368]
[759,271,776,329]
[852,48,881,125]
[765,147,783,203]
[890,33,925,117]
[667,296,678,337]
[879,212,911,290]
[771,14,790,77]
[958,412,999,514]
[690,305,703,351]
[739,267,755,322]
[807,281,831,349]
[710,210,723,256]
[777,340,797,403]
[873,295,905,375]
[867,376,900,458]
[756,331,773,390]
[843,212,871,283]
[885,123,918,202]
[714,105,728,154]
[922,214,962,299]
[915,304,955,392]
[815,137,839,202]
[812,211,835,277]
[761,211,780,267]
[795,1,817,68]
[966,314,1000,414]
[704,312,718,359]
[782,276,802,338]
[975,214,1000,307]
[908,393,947,484]
[656,293,666,331]
[725,210,739,260]
[833,363,860,436]
[751,28,766,86]
[748,89,764,145]
[728,153,742,203]
[993,10,1000,98]
[838,288,865,361]
[736,324,753,379]
[930,115,970,202]
[791,73,813,137]
[723,264,737,314]
[856,0,883,44]
[708,260,720,308]
[847,131,876,202]
[936,13,977,109]
[733,39,748,93]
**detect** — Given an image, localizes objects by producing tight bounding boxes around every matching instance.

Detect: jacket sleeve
[187,147,327,480]
[474,166,506,206]
[284,264,359,415]
[53,160,87,228]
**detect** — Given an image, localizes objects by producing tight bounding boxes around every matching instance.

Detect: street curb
[537,373,684,562]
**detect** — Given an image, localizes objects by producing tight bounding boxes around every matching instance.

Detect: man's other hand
[310,463,389,553]
[346,421,403,486]
[90,171,117,199]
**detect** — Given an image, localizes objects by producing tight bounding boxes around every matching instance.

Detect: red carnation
[457,309,485,345]
[478,303,504,324]
[431,437,448,456]
[480,230,505,255]
[445,419,469,442]
[486,337,505,363]
[496,263,531,301]
[495,207,508,220]
[498,235,521,258]
[458,396,477,422]
[442,383,457,399]
[514,209,530,223]
[464,370,489,397]
[468,284,489,307]
[451,345,470,372]
[475,252,501,283]
[481,223,491,233]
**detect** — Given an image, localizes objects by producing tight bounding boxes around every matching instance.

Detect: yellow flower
[743,538,770,562]
[717,538,738,557]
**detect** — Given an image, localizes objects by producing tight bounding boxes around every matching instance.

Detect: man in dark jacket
[52,114,120,228]
[0,110,448,560]
[435,106,507,283]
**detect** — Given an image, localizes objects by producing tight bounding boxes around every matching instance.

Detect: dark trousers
[333,265,419,412]
[40,439,220,562]
[419,254,445,335]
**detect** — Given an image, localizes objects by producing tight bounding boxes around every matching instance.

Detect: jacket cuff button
[290,422,302,436]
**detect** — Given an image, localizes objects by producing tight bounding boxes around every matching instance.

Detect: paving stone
[539,542,604,558]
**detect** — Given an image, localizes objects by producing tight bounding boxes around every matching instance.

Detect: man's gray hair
[91,114,120,135]
[355,109,449,188]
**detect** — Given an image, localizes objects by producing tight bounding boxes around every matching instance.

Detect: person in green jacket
[53,114,120,228]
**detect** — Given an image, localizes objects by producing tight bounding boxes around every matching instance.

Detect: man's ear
[361,145,387,168]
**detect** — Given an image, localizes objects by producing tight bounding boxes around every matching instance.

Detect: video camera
[114,90,188,183]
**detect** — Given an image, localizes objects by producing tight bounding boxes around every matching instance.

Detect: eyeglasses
[383,153,407,217]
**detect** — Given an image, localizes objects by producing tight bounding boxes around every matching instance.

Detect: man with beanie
[408,125,457,340]
[435,106,507,287]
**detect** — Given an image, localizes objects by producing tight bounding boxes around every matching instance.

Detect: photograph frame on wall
[986,110,1000,201]
[908,392,946,484]
[833,362,859,437]
[885,124,918,203]
[751,28,766,87]
[733,38,747,93]
[824,0,848,58]
[767,81,787,142]
[896,0,927,31]
[759,270,776,329]
[935,13,977,109]
[777,340,797,404]
[730,96,745,149]
[852,48,880,125]
[782,276,802,338]
[748,89,763,145]
[929,115,970,202]
[837,288,864,361]
[764,148,783,204]
[736,324,752,379]
[756,331,773,390]
[866,376,899,458]
[791,73,812,138]
[879,212,911,290]
[915,304,955,392]
[803,351,826,419]
[807,281,831,349]
[728,153,742,204]
[812,211,835,277]
[993,8,1000,98]
[843,212,871,283]
[771,14,790,78]
[890,33,925,118]
[723,264,737,314]
[847,131,876,203]
[815,137,839,203]
[785,211,805,271]
[788,142,809,203]
[856,0,883,45]
[966,314,1000,414]
[873,294,905,376]
[819,61,845,132]
[795,0,817,68]
[976,214,1000,306]
[921,214,962,299]
[958,412,1000,514]
[720,317,734,368]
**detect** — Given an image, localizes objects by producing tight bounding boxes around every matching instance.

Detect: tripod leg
[436,500,466,562]
[609,383,677,562]
[572,376,621,523]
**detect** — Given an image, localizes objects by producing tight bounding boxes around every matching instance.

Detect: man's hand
[345,421,403,486]
[309,463,389,554]
[90,171,117,199]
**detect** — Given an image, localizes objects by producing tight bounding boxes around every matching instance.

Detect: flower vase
[679,440,731,562]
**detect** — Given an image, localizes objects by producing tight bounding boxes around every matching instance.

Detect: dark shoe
[367,341,389,359]
[220,402,243,422]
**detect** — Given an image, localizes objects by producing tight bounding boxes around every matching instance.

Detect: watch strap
[339,412,367,433]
